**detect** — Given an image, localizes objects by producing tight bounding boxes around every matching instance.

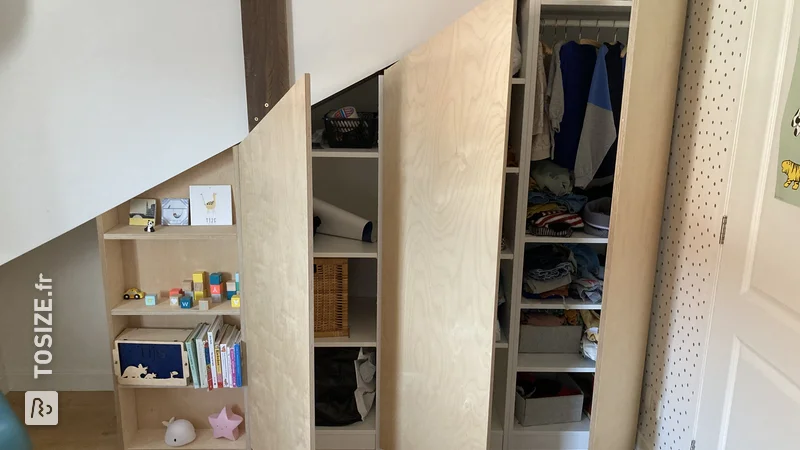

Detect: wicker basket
[313,258,349,338]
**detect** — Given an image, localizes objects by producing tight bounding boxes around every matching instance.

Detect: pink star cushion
[208,406,243,441]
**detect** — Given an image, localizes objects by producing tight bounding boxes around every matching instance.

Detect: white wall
[0,221,112,391]
[0,0,248,266]
[292,0,483,103]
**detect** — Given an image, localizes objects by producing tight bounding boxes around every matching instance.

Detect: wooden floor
[6,391,119,450]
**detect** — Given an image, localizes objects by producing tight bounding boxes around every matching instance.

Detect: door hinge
[690,440,696,450]
[719,215,728,244]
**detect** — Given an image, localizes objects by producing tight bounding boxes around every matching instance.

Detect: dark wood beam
[240,0,291,131]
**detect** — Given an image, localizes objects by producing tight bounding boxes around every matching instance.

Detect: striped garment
[527,225,573,238]
[533,210,585,229]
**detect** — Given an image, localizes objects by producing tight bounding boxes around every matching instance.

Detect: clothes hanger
[579,20,601,48]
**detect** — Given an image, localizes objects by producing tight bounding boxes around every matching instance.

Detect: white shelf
[521,297,601,310]
[505,166,520,174]
[312,147,379,158]
[513,415,590,433]
[314,234,378,258]
[128,429,247,449]
[516,353,596,373]
[500,250,514,260]
[111,299,240,316]
[315,298,377,347]
[524,231,608,244]
[542,0,631,6]
[104,224,237,240]
[510,415,591,449]
[316,409,376,449]
[495,330,509,349]
[511,78,526,85]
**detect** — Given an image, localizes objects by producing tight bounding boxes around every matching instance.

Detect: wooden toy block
[226,281,236,292]
[209,272,223,285]
[194,291,205,300]
[235,272,240,292]
[144,294,157,306]
[169,288,184,297]
[210,284,222,295]
[182,280,193,293]
[226,291,235,300]
[192,271,206,283]
[198,299,210,310]
[231,295,240,308]
[170,296,180,307]
[179,296,193,309]
[211,293,223,303]
[193,281,204,292]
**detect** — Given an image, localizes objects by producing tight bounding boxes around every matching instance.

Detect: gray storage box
[515,373,584,427]
[518,324,582,353]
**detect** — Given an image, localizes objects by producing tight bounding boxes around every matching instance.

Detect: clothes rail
[540,19,630,28]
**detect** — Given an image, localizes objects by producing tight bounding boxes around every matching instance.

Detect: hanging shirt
[574,45,617,188]
[552,41,597,171]
[592,42,626,183]
[531,42,551,161]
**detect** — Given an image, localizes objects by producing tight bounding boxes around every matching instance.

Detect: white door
[695,2,800,449]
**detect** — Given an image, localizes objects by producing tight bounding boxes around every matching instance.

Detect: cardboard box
[518,324,582,353]
[515,374,584,427]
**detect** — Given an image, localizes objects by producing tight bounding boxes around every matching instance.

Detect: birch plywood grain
[236,75,314,450]
[379,0,513,448]
[589,1,688,449]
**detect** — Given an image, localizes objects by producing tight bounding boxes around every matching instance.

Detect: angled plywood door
[379,0,514,449]
[236,75,314,450]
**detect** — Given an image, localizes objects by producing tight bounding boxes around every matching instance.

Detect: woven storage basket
[313,258,349,338]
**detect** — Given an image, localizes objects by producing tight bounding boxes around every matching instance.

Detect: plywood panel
[589,1,688,450]
[379,0,514,448]
[236,75,314,450]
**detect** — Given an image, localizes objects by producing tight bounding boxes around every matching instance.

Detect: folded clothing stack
[566,244,604,304]
[522,244,576,299]
[527,161,588,238]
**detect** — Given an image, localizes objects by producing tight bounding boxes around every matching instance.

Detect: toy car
[123,288,145,300]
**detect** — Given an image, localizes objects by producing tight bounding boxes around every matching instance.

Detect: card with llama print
[189,185,233,226]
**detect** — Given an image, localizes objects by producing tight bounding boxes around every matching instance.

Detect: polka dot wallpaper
[638,0,754,449]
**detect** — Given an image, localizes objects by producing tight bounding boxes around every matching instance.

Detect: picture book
[129,198,156,226]
[161,198,189,226]
[189,185,233,226]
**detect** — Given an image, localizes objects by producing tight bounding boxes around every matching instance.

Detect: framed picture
[161,198,189,226]
[129,199,157,226]
[189,185,233,226]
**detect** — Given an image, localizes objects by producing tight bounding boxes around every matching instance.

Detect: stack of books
[185,316,243,389]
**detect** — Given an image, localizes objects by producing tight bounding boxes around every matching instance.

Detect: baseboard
[6,371,113,392]
[636,431,655,450]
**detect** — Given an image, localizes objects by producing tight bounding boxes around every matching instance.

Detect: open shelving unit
[493,0,634,449]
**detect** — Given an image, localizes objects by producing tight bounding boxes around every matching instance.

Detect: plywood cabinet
[95,0,686,449]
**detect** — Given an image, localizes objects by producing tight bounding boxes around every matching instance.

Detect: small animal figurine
[208,406,243,441]
[163,417,196,447]
[121,364,148,379]
[144,220,156,233]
